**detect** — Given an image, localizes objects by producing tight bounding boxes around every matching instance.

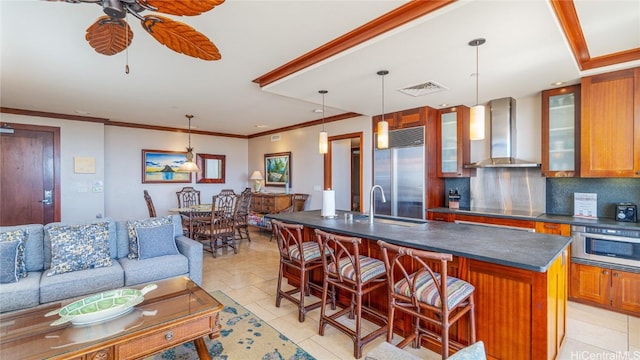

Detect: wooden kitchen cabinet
[541,85,580,177]
[436,106,473,177]
[570,262,640,316]
[535,222,571,236]
[580,67,640,177]
[372,106,427,132]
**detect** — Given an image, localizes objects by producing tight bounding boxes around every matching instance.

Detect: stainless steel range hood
[464,97,541,168]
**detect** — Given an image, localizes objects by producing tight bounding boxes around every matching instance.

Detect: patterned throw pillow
[46,222,112,276]
[0,240,21,283]
[126,216,173,259]
[0,229,28,278]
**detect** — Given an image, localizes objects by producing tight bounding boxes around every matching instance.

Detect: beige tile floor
[201,229,640,360]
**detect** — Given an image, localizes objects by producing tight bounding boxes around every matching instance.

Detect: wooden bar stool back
[271,220,325,322]
[315,229,388,359]
[377,240,476,360]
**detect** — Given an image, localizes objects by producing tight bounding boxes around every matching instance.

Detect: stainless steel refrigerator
[373,126,425,219]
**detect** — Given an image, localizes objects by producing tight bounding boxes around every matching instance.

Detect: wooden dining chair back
[234,189,253,242]
[176,186,201,208]
[194,194,238,258]
[315,229,388,359]
[291,193,309,212]
[377,240,476,360]
[218,189,236,196]
[143,190,156,217]
[271,220,327,322]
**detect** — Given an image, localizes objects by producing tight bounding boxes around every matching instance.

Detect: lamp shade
[469,105,485,140]
[178,159,200,172]
[377,120,389,149]
[250,170,263,180]
[319,130,328,154]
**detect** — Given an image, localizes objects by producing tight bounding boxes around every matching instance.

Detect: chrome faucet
[369,185,386,224]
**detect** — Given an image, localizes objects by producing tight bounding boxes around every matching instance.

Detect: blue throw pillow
[46,222,112,276]
[135,224,179,260]
[126,216,173,259]
[0,229,28,278]
[0,239,21,283]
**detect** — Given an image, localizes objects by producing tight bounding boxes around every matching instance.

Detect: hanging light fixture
[318,90,328,154]
[469,38,486,140]
[177,114,200,172]
[377,70,389,149]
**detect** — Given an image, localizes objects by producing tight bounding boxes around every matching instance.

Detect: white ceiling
[1,0,639,136]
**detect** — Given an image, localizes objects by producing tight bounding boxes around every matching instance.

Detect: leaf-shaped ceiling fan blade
[85,16,133,56]
[138,0,224,16]
[141,15,220,61]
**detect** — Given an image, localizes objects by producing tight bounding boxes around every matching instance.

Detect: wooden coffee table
[0,276,223,360]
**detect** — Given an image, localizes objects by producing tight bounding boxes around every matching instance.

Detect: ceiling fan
[49,0,224,61]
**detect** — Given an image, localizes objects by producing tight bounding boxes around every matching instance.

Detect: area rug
[147,290,315,360]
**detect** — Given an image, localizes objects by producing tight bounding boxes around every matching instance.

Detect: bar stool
[272,220,326,322]
[377,240,476,360]
[315,229,388,359]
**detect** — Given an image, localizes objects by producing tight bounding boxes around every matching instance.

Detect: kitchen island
[266,210,571,360]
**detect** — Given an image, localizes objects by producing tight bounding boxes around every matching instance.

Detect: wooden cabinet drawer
[117,316,212,359]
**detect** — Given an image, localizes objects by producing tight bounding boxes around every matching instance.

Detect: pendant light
[178,114,200,172]
[318,90,328,154]
[469,38,486,140]
[377,70,389,149]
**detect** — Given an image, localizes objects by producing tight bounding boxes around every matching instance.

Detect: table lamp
[250,170,263,192]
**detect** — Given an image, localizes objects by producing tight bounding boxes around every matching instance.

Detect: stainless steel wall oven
[571,225,640,268]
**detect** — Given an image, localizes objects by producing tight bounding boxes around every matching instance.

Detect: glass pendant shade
[469,105,485,140]
[319,130,328,154]
[377,120,389,149]
[177,114,200,172]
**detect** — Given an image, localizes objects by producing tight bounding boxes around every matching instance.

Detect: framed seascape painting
[142,149,192,184]
[264,152,291,187]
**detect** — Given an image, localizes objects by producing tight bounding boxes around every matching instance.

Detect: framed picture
[196,153,226,184]
[142,149,192,184]
[264,152,291,187]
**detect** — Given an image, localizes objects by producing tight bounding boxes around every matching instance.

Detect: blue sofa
[0,215,203,313]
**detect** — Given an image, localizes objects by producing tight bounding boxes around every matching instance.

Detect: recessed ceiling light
[551,81,565,86]
[313,109,323,113]
[255,124,269,129]
[439,103,449,107]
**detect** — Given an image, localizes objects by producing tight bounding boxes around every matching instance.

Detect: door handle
[39,190,53,205]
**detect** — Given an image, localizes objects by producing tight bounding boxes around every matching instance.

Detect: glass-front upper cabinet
[437,106,471,177]
[541,85,580,177]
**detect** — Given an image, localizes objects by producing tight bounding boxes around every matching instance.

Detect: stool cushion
[288,241,324,262]
[394,272,474,309]
[330,255,385,283]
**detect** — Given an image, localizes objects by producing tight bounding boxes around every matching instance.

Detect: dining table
[169,204,213,239]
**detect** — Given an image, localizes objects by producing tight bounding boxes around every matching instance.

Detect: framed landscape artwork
[142,149,192,184]
[264,152,291,187]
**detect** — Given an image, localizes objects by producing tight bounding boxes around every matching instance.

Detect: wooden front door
[0,123,60,225]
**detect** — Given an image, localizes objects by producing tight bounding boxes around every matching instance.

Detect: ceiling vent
[398,81,448,97]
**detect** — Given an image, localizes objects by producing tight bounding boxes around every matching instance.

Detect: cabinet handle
[602,270,609,275]
[165,331,174,341]
[613,272,619,277]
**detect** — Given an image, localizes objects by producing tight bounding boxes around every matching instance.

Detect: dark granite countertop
[428,207,640,230]
[266,210,570,273]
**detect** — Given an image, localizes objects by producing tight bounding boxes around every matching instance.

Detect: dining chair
[377,240,476,360]
[234,188,253,242]
[193,193,238,258]
[218,189,236,196]
[315,229,388,359]
[176,187,201,236]
[278,193,309,213]
[143,190,156,217]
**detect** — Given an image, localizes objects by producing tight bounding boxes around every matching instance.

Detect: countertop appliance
[374,126,425,219]
[615,202,637,222]
[571,225,640,268]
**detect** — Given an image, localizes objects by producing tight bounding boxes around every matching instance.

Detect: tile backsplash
[546,178,640,218]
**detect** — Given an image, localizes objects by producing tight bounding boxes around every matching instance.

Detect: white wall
[104,126,248,220]
[0,113,105,223]
[248,115,373,211]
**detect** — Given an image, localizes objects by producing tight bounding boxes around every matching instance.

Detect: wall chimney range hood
[464,97,541,168]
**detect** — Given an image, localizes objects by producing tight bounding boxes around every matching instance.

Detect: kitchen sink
[352,214,424,227]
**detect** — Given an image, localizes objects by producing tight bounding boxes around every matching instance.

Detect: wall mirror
[196,154,226,183]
